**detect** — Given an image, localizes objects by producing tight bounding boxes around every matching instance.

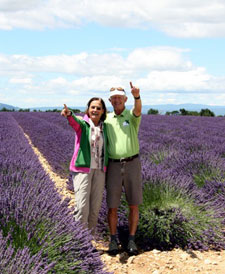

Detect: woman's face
[88,100,104,125]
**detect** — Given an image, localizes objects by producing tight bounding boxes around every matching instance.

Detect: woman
[61,98,108,234]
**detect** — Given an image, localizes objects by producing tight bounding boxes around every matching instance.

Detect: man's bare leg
[107,208,119,255]
[127,205,139,255]
[128,205,139,235]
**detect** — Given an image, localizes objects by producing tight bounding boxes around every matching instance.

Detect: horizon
[1,1,225,108]
[2,101,225,109]
[1,102,225,116]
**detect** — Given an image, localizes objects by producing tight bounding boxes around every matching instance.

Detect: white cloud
[0,47,193,77]
[127,47,192,71]
[47,77,67,86]
[0,0,41,11]
[1,46,225,107]
[9,77,32,84]
[0,0,225,37]
[138,67,212,92]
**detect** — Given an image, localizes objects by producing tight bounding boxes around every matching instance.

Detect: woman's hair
[85,97,107,121]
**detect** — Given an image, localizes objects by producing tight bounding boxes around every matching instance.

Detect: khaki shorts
[106,157,142,208]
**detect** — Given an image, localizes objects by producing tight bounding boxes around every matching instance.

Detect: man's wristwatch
[134,96,140,100]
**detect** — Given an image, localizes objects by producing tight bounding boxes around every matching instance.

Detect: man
[105,82,142,256]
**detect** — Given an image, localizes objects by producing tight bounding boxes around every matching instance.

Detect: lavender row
[23,112,74,131]
[0,112,110,274]
[138,115,225,250]
[12,112,74,177]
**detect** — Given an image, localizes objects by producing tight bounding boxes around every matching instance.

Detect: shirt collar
[113,108,127,117]
[85,114,102,128]
[84,114,90,123]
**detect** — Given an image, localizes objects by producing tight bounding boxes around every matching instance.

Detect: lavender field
[1,112,225,272]
[0,112,110,274]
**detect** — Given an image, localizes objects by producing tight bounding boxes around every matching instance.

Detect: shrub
[136,181,224,251]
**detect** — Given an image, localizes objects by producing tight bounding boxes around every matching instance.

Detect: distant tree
[1,107,16,112]
[171,110,180,115]
[45,109,60,112]
[200,108,215,117]
[165,110,180,116]
[72,108,81,113]
[0,107,9,112]
[179,108,199,116]
[147,108,159,115]
[19,108,30,112]
[179,108,188,115]
[188,111,199,116]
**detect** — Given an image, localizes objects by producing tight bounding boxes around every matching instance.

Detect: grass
[149,150,168,164]
[193,167,224,187]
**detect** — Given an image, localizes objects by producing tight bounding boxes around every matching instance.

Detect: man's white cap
[109,88,126,97]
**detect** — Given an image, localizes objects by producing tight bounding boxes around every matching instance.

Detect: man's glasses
[110,87,125,92]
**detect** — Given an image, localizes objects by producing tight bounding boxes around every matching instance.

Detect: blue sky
[1,0,225,108]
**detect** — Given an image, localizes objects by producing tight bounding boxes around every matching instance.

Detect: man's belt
[109,154,139,163]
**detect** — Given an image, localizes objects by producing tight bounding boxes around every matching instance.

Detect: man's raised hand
[130,81,140,98]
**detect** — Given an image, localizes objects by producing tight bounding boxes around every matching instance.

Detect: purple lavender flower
[0,112,110,274]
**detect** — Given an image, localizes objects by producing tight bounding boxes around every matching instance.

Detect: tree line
[0,107,81,113]
[0,107,222,117]
[148,108,217,117]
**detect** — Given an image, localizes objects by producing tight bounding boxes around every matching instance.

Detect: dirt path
[23,131,225,274]
[23,131,75,207]
[98,243,225,274]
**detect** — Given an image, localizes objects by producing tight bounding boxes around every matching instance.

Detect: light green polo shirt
[105,108,141,159]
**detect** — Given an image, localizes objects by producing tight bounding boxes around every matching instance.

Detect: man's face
[109,95,127,114]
